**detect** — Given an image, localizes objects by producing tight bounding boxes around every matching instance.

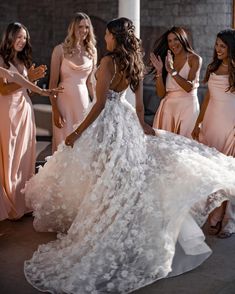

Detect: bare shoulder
[99,55,114,72]
[188,53,202,67]
[53,44,63,56]
[100,55,113,67]
[96,55,114,82]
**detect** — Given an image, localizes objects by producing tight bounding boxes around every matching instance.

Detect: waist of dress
[165,89,198,99]
[209,97,235,105]
[59,79,88,86]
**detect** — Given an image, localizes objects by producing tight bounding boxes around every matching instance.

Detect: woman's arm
[0,67,61,96]
[150,53,166,98]
[135,80,155,136]
[0,57,22,95]
[65,56,113,147]
[49,45,63,106]
[191,90,210,140]
[48,45,65,128]
[168,54,202,93]
[86,49,97,101]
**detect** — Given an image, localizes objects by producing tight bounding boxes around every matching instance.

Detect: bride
[24,17,235,293]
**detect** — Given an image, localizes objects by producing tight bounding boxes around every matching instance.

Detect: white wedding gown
[24,89,235,294]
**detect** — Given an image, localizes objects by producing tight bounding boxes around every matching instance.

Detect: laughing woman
[0,22,60,220]
[150,27,202,138]
[49,12,97,152]
[192,29,235,239]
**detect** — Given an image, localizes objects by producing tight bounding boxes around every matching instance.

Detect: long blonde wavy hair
[62,12,96,58]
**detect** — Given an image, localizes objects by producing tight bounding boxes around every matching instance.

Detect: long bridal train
[24,90,235,294]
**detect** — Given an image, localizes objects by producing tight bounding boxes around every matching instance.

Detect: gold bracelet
[156,73,162,78]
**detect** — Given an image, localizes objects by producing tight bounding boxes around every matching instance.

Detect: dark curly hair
[204,29,235,92]
[0,22,32,69]
[106,17,144,92]
[150,26,194,85]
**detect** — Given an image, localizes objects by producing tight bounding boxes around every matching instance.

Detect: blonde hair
[62,12,96,58]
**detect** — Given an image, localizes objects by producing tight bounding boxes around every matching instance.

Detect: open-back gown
[24,86,235,293]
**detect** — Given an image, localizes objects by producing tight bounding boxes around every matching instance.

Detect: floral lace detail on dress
[24,91,235,293]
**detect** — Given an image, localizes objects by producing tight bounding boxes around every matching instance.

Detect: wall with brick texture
[0,0,233,121]
[0,0,232,82]
[0,0,118,83]
[141,0,233,83]
[139,0,233,120]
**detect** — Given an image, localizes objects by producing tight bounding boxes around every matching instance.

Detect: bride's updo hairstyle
[107,17,144,92]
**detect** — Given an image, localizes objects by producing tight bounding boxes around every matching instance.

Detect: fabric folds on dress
[153,60,199,138]
[52,52,93,151]
[199,73,235,233]
[24,89,235,293]
[0,63,36,220]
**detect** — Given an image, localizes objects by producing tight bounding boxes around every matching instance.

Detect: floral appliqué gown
[24,87,235,293]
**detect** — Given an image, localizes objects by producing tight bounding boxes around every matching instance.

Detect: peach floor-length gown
[199,73,235,233]
[153,59,199,138]
[0,63,36,220]
[52,53,93,151]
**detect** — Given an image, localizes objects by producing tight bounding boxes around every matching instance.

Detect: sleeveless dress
[52,53,93,151]
[0,63,36,220]
[199,73,235,233]
[23,84,235,293]
[153,60,199,138]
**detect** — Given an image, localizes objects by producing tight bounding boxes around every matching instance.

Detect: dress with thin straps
[52,46,93,152]
[0,62,36,220]
[199,73,235,234]
[153,58,200,138]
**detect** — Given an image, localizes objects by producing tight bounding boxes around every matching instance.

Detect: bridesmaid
[49,12,97,152]
[150,27,202,138]
[0,22,47,220]
[192,29,235,238]
[0,66,62,221]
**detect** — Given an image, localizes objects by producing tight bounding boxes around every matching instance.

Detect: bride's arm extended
[65,56,113,147]
[135,80,155,136]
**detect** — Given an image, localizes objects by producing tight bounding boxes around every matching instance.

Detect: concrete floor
[1,136,235,294]
[0,216,235,294]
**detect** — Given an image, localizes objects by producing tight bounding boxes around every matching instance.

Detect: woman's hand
[28,64,47,82]
[143,123,156,136]
[40,86,64,97]
[165,50,174,73]
[52,107,65,129]
[65,131,79,148]
[150,52,163,74]
[191,124,201,140]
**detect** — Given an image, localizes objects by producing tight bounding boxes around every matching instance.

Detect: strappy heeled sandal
[217,231,233,239]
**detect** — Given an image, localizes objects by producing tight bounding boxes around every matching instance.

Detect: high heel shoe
[217,231,233,239]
